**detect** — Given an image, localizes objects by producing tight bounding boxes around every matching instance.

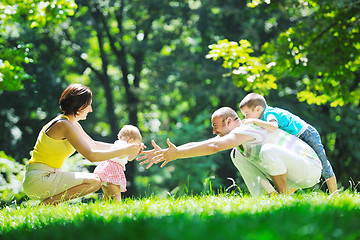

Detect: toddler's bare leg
[108,183,122,202]
[101,184,112,201]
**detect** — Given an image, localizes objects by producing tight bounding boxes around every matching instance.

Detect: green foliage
[207,39,277,95]
[1,193,360,239]
[247,0,360,107]
[0,0,77,91]
[0,151,26,203]
[0,42,32,91]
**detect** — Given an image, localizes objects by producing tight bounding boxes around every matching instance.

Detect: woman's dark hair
[59,84,92,116]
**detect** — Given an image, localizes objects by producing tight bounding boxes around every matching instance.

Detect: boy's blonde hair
[239,93,267,110]
[118,125,142,142]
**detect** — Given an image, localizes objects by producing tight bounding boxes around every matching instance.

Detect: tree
[209,0,360,107]
[264,0,360,107]
[0,0,77,91]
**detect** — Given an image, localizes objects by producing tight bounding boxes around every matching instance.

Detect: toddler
[94,125,142,201]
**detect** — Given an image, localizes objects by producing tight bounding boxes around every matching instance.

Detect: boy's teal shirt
[261,106,307,136]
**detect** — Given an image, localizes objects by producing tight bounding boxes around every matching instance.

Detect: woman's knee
[83,173,101,189]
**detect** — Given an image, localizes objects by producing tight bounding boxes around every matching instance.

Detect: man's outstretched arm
[139,132,254,168]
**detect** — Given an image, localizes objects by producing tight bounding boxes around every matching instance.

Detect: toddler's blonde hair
[118,125,142,142]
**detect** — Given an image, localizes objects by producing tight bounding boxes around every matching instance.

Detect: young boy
[239,93,338,194]
[94,125,143,202]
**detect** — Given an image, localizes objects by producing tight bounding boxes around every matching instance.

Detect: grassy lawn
[1,192,360,240]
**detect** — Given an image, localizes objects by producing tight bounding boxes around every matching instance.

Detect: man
[138,107,322,195]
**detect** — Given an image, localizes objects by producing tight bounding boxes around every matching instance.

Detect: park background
[0,0,360,204]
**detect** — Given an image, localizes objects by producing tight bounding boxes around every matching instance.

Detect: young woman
[23,84,141,205]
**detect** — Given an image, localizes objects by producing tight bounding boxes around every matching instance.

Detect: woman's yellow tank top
[28,115,75,169]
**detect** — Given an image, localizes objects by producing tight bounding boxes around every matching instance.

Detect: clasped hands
[137,138,178,169]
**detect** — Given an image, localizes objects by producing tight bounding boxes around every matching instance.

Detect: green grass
[1,192,360,240]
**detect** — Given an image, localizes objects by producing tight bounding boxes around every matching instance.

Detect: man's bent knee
[259,144,287,176]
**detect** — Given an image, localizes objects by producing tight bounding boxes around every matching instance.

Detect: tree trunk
[102,76,118,140]
[123,90,139,197]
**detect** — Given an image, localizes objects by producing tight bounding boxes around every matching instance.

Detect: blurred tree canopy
[0,0,77,91]
[209,0,360,107]
[0,0,359,203]
[0,151,25,205]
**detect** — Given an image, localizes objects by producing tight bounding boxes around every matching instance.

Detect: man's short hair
[212,107,239,120]
[239,93,267,109]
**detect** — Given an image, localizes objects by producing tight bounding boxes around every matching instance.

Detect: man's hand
[137,140,162,169]
[137,138,180,168]
[156,138,179,168]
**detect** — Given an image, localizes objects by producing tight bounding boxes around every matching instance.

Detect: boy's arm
[242,118,278,132]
